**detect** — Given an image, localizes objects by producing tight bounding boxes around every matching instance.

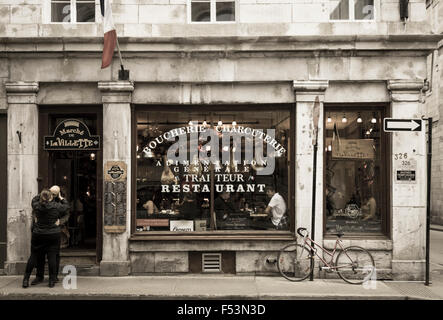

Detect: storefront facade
[1,0,441,280]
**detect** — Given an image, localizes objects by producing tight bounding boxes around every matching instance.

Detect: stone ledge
[98,81,134,92]
[323,239,393,251]
[3,261,26,275]
[5,81,39,94]
[99,260,131,277]
[387,79,425,92]
[293,80,329,92]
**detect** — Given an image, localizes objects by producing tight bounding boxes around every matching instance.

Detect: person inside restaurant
[263,185,288,229]
[179,192,200,220]
[214,191,236,223]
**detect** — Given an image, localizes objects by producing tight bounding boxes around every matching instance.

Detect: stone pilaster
[387,79,427,281]
[4,81,39,275]
[98,81,134,276]
[293,80,329,274]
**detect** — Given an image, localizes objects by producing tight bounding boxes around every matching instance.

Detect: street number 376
[394,153,408,160]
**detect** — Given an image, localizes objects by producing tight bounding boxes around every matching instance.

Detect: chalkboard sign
[104,161,127,233]
[44,119,100,150]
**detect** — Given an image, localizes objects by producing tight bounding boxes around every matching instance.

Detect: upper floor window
[190,0,235,23]
[330,0,374,20]
[51,0,95,23]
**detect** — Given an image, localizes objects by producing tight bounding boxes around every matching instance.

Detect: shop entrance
[51,150,97,250]
[38,107,103,263]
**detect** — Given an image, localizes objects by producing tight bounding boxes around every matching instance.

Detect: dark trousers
[35,252,60,279]
[24,233,61,281]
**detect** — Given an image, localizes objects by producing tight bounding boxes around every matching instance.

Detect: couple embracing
[22,186,70,288]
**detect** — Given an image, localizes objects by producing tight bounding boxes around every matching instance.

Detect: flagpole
[115,36,124,70]
[114,36,129,80]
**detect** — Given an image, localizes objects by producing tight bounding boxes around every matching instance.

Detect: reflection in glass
[325,110,383,234]
[51,1,71,22]
[354,0,374,20]
[330,0,349,20]
[191,1,211,22]
[77,2,95,22]
[216,1,235,21]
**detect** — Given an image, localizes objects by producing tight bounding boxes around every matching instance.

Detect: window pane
[192,2,210,22]
[77,2,95,22]
[330,0,349,20]
[325,110,384,234]
[216,1,235,21]
[135,110,291,232]
[354,0,374,20]
[51,2,71,22]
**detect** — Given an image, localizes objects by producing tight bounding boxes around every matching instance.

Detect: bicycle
[277,227,375,284]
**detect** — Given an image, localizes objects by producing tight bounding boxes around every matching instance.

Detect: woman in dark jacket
[22,189,70,288]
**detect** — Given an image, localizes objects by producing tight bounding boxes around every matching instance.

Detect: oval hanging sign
[44,119,100,150]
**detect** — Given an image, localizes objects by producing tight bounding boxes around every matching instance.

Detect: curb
[0,293,409,300]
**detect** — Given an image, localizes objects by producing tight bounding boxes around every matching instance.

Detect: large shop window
[135,107,293,233]
[324,108,387,235]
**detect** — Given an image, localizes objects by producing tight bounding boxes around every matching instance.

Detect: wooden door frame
[38,105,103,262]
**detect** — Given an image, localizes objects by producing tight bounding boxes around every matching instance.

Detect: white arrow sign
[384,118,422,132]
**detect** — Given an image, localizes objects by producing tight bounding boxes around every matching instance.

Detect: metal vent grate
[202,253,222,272]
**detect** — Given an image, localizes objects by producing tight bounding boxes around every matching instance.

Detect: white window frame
[187,0,238,24]
[43,0,98,24]
[329,0,378,22]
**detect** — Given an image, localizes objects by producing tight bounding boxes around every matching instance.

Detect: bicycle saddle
[331,232,344,238]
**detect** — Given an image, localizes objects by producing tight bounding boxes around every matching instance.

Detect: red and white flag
[101,0,117,69]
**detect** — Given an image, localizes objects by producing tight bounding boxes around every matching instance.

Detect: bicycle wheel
[277,243,313,281]
[335,246,375,284]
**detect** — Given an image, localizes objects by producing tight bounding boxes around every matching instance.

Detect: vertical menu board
[104,161,127,233]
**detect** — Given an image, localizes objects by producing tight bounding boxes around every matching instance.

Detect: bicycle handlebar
[297,227,308,237]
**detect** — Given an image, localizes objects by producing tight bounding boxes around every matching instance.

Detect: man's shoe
[48,280,56,288]
[31,277,44,285]
[22,278,29,288]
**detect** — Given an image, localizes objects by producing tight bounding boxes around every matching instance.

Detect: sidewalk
[0,275,442,300]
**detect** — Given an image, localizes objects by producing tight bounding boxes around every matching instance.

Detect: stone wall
[426,0,443,225]
[0,0,432,38]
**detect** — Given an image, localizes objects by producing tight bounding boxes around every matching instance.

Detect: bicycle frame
[299,235,354,271]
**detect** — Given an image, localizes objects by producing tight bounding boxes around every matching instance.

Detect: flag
[101,0,116,69]
[312,95,320,145]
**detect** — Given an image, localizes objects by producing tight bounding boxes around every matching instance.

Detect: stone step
[59,255,97,265]
[59,250,97,265]
[59,265,100,276]
[39,265,100,277]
